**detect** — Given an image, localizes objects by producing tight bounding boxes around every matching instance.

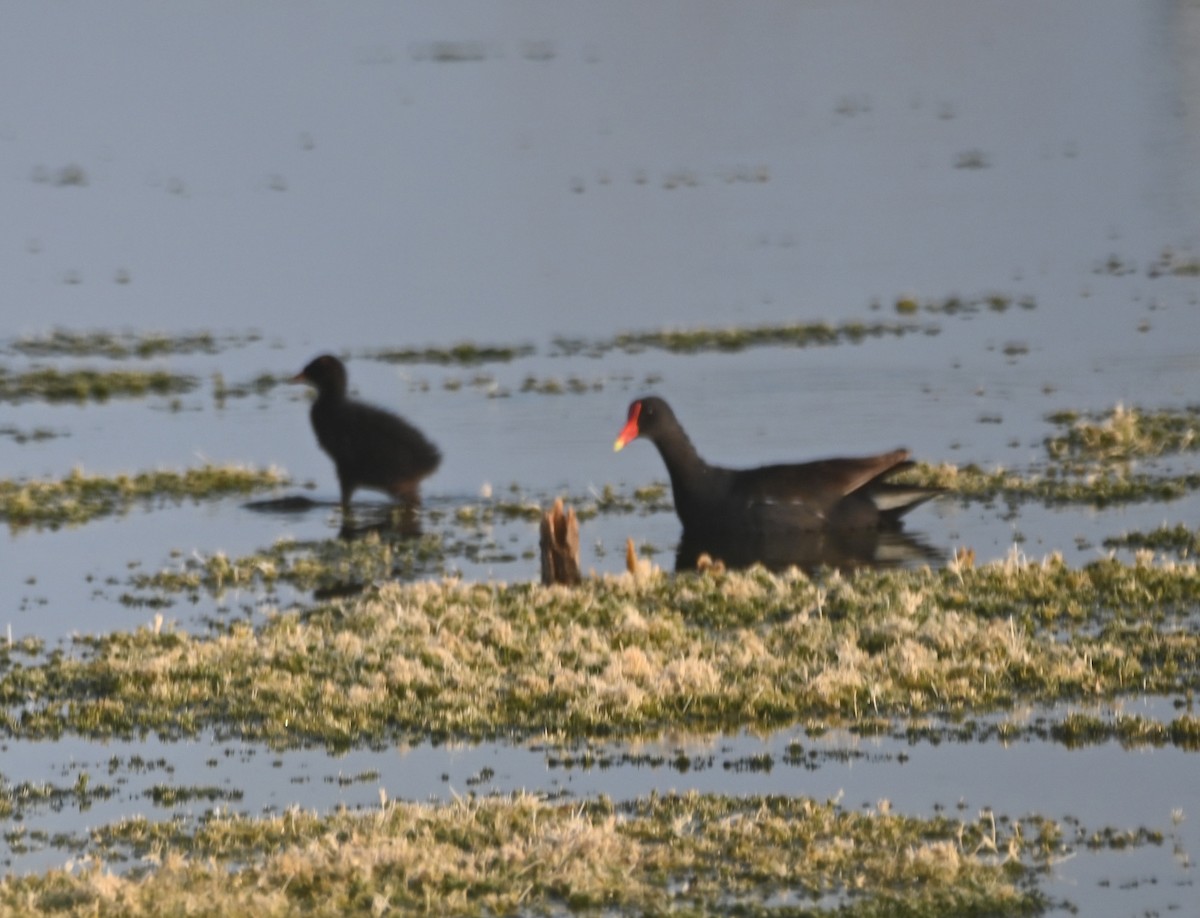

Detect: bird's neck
[315,386,347,403]
[653,431,717,505]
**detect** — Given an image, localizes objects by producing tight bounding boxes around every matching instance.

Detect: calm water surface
[1,1,1198,913]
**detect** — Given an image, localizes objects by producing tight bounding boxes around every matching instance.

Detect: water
[1,0,1198,912]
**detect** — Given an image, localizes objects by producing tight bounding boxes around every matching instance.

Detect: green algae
[0,465,289,530]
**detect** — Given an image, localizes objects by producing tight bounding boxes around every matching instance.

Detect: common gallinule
[292,354,441,513]
[613,396,939,534]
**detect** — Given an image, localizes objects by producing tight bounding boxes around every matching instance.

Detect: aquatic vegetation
[1045,404,1200,464]
[954,149,990,169]
[907,460,1200,508]
[1095,253,1139,277]
[0,425,61,444]
[31,163,89,187]
[212,371,281,403]
[0,366,195,403]
[7,328,259,359]
[443,485,671,530]
[890,293,1037,316]
[519,374,602,395]
[893,404,1200,510]
[415,39,490,62]
[127,531,447,601]
[0,775,117,820]
[357,302,1039,367]
[144,784,243,806]
[1104,524,1200,560]
[1148,247,1200,277]
[614,319,921,355]
[0,790,1077,916]
[1048,711,1200,751]
[554,319,923,357]
[6,553,1200,749]
[0,465,289,530]
[368,341,535,366]
[126,488,660,603]
[439,372,504,395]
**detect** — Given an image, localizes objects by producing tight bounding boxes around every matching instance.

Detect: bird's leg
[338,480,356,521]
[387,480,421,507]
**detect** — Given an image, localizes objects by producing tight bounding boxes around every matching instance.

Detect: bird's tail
[871,482,943,523]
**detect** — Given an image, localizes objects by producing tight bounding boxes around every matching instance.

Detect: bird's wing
[733,450,911,515]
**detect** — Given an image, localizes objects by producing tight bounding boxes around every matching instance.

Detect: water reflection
[336,505,423,543]
[243,495,431,600]
[675,524,943,573]
[244,494,422,540]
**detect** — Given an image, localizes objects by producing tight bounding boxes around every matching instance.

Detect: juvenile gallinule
[613,396,939,535]
[292,354,441,513]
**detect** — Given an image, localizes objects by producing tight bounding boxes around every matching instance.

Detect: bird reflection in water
[674,523,942,574]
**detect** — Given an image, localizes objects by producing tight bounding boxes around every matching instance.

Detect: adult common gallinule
[613,396,939,534]
[292,354,441,513]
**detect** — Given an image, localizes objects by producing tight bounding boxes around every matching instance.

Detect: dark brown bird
[292,354,440,513]
[613,396,938,534]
